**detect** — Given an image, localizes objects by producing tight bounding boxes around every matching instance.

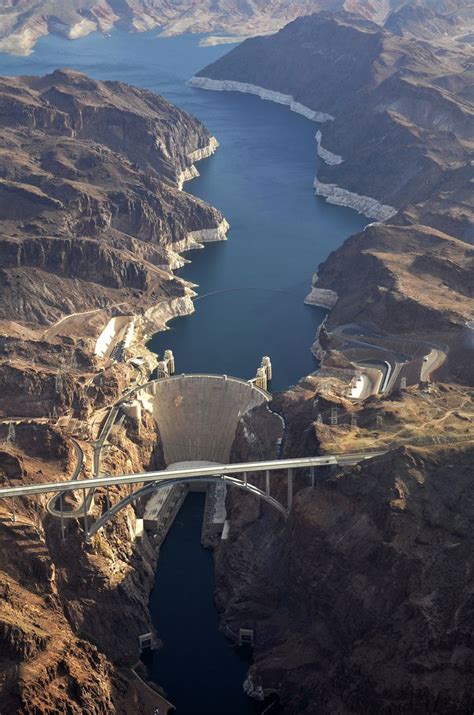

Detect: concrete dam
[118,373,278,542]
[130,374,272,466]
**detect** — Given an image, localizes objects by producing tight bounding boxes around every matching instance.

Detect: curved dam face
[136,374,270,465]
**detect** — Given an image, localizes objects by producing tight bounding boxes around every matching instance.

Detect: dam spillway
[133,374,271,466]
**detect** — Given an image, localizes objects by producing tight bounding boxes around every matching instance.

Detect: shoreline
[119,136,230,369]
[188,75,397,222]
[314,179,397,222]
[177,134,220,189]
[188,76,334,122]
[304,272,338,310]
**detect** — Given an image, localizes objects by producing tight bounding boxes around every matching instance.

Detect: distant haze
[0,0,472,56]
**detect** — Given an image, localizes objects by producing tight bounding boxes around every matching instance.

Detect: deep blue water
[145,493,266,715]
[0,29,366,390]
[0,30,366,713]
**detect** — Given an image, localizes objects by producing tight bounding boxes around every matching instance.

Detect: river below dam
[0,31,366,713]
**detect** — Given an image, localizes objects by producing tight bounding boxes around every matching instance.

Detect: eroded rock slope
[0,68,225,713]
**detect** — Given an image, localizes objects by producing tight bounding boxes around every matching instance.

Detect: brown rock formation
[0,414,168,713]
[218,382,474,713]
[0,69,224,327]
[197,12,473,220]
[0,68,222,713]
[0,1,392,56]
[0,68,227,421]
[1,1,472,57]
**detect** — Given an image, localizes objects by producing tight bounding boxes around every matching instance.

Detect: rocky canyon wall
[0,69,226,713]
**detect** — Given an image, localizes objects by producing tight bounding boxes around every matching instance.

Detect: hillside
[0,68,226,324]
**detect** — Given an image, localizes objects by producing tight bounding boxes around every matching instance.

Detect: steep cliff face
[217,381,474,713]
[194,12,473,217]
[251,444,474,714]
[0,68,228,422]
[0,417,167,713]
[315,223,474,333]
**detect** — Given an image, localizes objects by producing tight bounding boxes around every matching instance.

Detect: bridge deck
[0,453,384,499]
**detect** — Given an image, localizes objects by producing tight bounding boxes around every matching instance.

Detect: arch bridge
[0,453,383,542]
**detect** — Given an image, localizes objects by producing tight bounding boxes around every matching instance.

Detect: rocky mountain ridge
[0,0,472,56]
[0,67,230,426]
[192,11,474,383]
[0,69,226,327]
[219,377,474,713]
[0,417,169,713]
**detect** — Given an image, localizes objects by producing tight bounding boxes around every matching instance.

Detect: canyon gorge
[0,6,473,715]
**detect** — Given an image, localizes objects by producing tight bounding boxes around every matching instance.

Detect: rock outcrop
[193,12,473,221]
[0,417,169,714]
[0,69,226,327]
[0,68,229,416]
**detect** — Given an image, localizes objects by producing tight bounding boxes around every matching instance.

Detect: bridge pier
[265,470,270,497]
[310,466,315,489]
[59,493,65,541]
[288,468,293,511]
[36,494,41,531]
[83,488,90,542]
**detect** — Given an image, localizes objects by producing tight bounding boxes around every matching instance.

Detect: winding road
[328,323,448,398]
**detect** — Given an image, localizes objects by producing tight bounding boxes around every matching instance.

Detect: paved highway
[330,324,447,397]
[0,452,385,500]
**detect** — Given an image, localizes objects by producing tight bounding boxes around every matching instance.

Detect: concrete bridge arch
[87,470,288,539]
